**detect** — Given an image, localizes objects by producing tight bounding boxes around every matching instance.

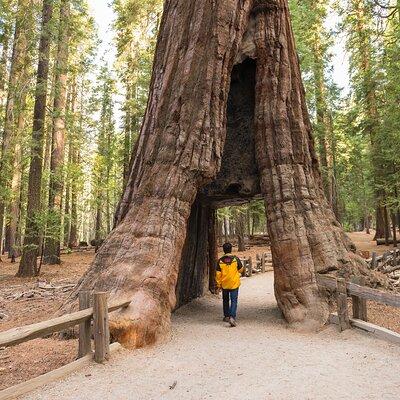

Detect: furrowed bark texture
[18,0,53,277]
[61,0,380,345]
[252,1,379,327]
[175,197,211,308]
[61,0,253,348]
[44,0,70,264]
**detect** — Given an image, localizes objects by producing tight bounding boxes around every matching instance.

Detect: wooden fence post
[241,259,247,277]
[351,277,367,321]
[248,257,253,277]
[371,252,377,269]
[93,292,110,363]
[78,291,91,358]
[336,278,350,331]
[261,254,266,273]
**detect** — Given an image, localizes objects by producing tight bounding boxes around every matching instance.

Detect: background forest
[0,0,399,276]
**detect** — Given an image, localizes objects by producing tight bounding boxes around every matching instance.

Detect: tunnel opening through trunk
[176,58,261,308]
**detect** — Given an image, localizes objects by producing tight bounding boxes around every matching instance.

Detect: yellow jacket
[216,254,244,290]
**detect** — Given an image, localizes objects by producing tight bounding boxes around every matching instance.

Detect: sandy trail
[24,272,400,400]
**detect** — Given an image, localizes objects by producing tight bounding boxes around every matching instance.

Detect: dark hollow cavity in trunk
[176,58,258,307]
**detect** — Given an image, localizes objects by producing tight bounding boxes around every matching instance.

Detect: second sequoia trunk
[62,0,377,347]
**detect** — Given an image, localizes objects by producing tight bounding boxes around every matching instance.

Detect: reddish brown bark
[62,0,253,347]
[18,0,53,277]
[0,0,30,261]
[44,0,70,264]
[62,0,378,346]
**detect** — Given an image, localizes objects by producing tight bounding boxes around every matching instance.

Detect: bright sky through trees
[88,0,350,92]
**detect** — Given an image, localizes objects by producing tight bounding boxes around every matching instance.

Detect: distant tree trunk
[106,130,111,234]
[95,206,102,242]
[68,164,78,247]
[223,216,229,243]
[374,206,385,239]
[44,0,70,265]
[123,84,132,187]
[61,0,374,347]
[68,79,78,248]
[8,92,27,262]
[392,212,397,248]
[0,0,30,261]
[352,0,384,244]
[18,0,54,277]
[365,214,370,234]
[63,147,71,246]
[383,206,391,246]
[236,212,246,251]
[0,17,12,125]
[246,208,251,236]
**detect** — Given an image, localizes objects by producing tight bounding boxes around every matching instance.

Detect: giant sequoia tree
[62,0,374,347]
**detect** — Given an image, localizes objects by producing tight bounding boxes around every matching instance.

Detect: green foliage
[2,0,400,261]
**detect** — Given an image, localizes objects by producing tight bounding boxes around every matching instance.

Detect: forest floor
[0,230,399,393]
[23,271,400,400]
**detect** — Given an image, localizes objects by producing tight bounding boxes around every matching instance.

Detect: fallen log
[376,238,398,246]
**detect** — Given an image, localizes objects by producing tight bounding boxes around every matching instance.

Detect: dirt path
[24,273,400,400]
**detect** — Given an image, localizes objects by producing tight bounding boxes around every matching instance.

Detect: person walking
[216,242,244,327]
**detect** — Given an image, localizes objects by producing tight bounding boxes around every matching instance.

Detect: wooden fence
[0,291,131,363]
[316,274,400,340]
[240,252,273,277]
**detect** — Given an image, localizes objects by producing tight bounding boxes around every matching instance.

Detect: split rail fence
[0,291,130,363]
[240,252,273,277]
[316,274,400,342]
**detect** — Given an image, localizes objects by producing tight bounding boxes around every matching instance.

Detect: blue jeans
[222,288,239,319]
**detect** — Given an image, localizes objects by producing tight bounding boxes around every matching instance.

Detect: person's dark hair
[223,242,232,254]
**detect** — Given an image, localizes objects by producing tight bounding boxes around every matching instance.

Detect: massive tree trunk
[62,0,377,347]
[18,0,54,277]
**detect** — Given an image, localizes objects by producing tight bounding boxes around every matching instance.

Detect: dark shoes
[223,316,237,327]
[229,317,237,327]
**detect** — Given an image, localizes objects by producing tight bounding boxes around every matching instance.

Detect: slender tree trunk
[61,0,376,347]
[391,212,397,249]
[223,216,229,243]
[123,84,132,187]
[68,158,78,247]
[0,0,30,261]
[236,211,246,251]
[68,78,78,248]
[352,0,385,243]
[0,18,11,122]
[63,147,71,246]
[8,93,27,262]
[397,211,400,231]
[95,206,102,242]
[383,206,390,246]
[18,0,54,277]
[374,206,385,239]
[44,0,70,264]
[365,214,370,234]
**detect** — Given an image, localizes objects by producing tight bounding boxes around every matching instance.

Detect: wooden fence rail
[240,252,272,277]
[0,293,131,363]
[316,274,400,338]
